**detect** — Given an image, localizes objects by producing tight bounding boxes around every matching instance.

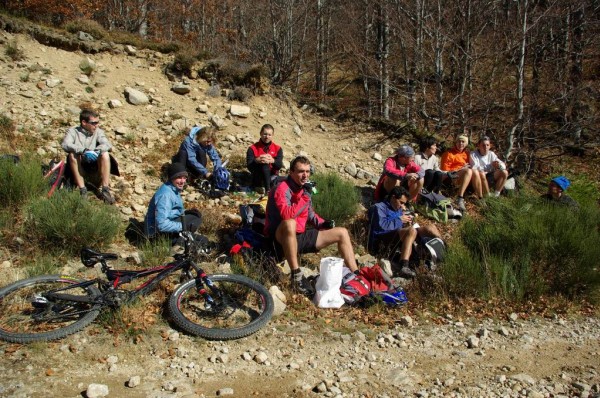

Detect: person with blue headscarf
[540,176,578,208]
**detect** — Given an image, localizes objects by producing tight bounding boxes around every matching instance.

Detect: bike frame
[45,243,216,308]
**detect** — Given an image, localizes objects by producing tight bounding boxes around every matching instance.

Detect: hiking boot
[101,186,116,205]
[79,187,88,199]
[291,275,315,297]
[456,197,466,212]
[397,266,416,279]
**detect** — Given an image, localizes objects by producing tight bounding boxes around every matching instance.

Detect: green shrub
[171,51,199,76]
[440,195,600,302]
[26,190,121,254]
[311,172,359,225]
[139,236,172,267]
[63,19,107,39]
[0,114,16,138]
[27,255,63,277]
[5,40,25,61]
[228,86,252,102]
[564,174,599,208]
[0,156,47,208]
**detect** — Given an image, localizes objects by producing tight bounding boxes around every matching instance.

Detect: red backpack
[339,264,394,305]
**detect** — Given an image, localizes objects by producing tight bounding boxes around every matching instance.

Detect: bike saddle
[81,248,119,267]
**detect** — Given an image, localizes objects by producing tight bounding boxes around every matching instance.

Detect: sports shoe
[79,187,88,199]
[101,186,116,205]
[397,266,416,279]
[291,275,315,297]
[456,197,466,212]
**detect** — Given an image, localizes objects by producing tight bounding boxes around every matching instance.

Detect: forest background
[2,0,599,169]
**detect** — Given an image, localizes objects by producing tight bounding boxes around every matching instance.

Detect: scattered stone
[254,351,268,364]
[86,383,109,398]
[124,45,137,55]
[466,335,480,349]
[293,125,302,136]
[172,82,191,95]
[269,285,287,317]
[210,114,227,129]
[124,87,149,105]
[498,327,510,336]
[344,163,357,177]
[373,152,382,161]
[217,387,234,396]
[77,31,94,41]
[46,78,61,88]
[197,104,209,113]
[108,99,123,108]
[399,315,413,327]
[510,373,536,385]
[509,312,519,321]
[127,375,141,388]
[229,104,250,117]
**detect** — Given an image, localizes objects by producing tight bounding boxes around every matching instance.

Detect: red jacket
[374,156,424,201]
[264,177,324,237]
[247,141,283,174]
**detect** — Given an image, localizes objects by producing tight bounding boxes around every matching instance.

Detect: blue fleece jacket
[145,182,184,237]
[180,127,222,177]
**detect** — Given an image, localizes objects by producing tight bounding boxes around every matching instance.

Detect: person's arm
[372,204,404,235]
[383,157,407,180]
[61,127,85,154]
[409,162,425,178]
[94,129,112,153]
[272,147,284,170]
[183,139,209,177]
[207,146,222,169]
[155,190,183,233]
[307,196,325,227]
[246,146,258,168]
[440,151,451,171]
[432,155,441,171]
[469,152,482,170]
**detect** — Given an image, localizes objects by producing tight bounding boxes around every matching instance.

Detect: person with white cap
[374,144,424,202]
[144,162,202,243]
[540,176,578,208]
[440,134,482,211]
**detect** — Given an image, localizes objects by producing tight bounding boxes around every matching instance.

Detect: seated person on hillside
[145,163,202,243]
[540,176,579,208]
[414,136,444,194]
[368,187,442,279]
[172,126,221,183]
[246,124,284,194]
[61,109,116,204]
[469,136,509,197]
[374,145,424,202]
[440,134,482,212]
[264,156,359,296]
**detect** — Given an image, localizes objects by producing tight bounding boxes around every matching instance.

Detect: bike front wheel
[168,274,274,340]
[0,275,101,343]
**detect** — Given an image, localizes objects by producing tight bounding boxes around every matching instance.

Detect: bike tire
[168,274,274,340]
[0,274,102,343]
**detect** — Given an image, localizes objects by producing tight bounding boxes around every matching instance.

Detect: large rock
[210,114,227,129]
[124,87,149,105]
[269,285,287,317]
[171,82,191,95]
[229,104,250,117]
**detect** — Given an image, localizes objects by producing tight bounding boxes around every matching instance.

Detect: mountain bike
[0,232,274,344]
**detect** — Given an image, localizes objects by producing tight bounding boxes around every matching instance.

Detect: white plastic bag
[313,257,345,308]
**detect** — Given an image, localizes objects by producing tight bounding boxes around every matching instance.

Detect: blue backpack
[213,167,230,190]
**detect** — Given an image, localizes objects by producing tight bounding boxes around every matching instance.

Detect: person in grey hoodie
[61,109,115,204]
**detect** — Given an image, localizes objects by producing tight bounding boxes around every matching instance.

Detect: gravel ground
[1,312,598,398]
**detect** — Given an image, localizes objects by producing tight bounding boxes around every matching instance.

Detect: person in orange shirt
[440,135,482,211]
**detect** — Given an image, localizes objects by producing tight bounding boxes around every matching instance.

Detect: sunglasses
[86,121,100,125]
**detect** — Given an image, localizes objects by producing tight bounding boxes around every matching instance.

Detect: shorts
[273,228,319,258]
[485,171,495,186]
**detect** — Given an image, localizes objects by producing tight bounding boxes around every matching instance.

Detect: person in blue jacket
[368,186,441,278]
[172,126,222,180]
[145,163,202,243]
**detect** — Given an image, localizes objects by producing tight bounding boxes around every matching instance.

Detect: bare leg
[67,152,85,189]
[382,175,400,194]
[470,170,483,198]
[408,178,424,200]
[316,227,358,272]
[417,224,441,239]
[456,168,473,197]
[494,169,509,192]
[98,152,111,187]
[397,227,417,261]
[275,219,300,271]
[479,170,490,196]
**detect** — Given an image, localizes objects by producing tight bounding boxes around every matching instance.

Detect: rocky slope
[0,30,599,398]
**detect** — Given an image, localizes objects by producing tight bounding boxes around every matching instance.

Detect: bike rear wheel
[0,275,101,343]
[168,274,274,340]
